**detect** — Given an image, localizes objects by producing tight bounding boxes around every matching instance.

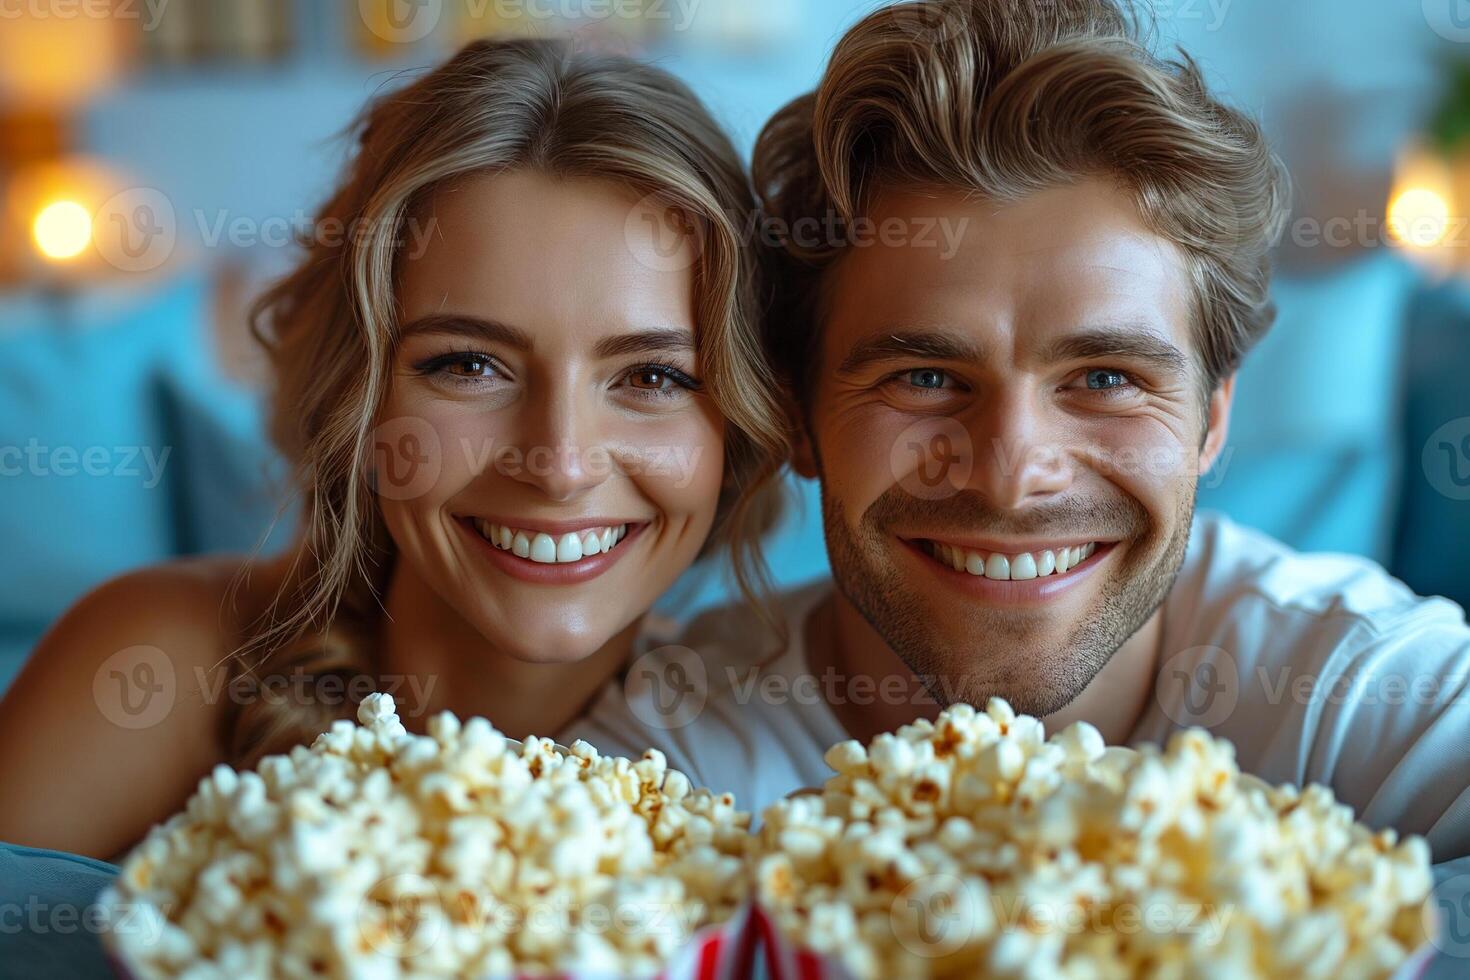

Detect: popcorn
[104,695,750,979]
[752,698,1436,980]
[103,692,1438,979]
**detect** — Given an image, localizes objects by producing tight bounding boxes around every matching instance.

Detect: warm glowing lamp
[1386,143,1460,276]
[1388,187,1452,250]
[3,158,125,282]
[0,13,122,109]
[32,200,94,261]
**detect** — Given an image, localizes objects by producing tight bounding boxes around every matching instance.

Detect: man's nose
[961,392,1073,509]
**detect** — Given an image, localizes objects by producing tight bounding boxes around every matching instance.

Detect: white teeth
[530,532,558,563]
[474,521,632,564]
[928,540,1102,581]
[556,532,583,563]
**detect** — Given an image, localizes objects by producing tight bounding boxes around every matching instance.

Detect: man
[570,0,1470,864]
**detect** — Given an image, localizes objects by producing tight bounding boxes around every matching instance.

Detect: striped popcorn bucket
[105,902,764,980]
[748,904,1443,980]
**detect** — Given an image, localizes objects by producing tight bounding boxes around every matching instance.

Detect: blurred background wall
[1,0,1468,691]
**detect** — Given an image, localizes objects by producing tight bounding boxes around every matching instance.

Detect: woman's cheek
[622,408,726,539]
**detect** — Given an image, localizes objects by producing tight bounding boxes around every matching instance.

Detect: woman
[0,38,787,860]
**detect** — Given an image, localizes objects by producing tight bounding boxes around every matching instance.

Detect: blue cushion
[1392,281,1470,612]
[1199,253,1419,562]
[157,370,296,557]
[0,277,210,641]
[0,843,118,980]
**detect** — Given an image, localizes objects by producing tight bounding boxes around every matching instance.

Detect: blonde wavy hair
[227,38,788,766]
[754,0,1291,399]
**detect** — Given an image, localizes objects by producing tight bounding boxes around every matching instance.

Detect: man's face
[800,179,1233,715]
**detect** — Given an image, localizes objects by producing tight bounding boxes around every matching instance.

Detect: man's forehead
[822,179,1197,359]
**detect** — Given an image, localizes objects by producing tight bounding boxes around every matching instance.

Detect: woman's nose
[495,390,613,502]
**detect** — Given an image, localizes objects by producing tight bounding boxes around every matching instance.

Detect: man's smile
[898,534,1118,604]
[913,537,1108,579]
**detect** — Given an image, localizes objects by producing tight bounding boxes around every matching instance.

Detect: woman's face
[375,170,726,663]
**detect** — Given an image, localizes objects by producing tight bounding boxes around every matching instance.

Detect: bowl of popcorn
[102,694,1441,980]
[750,699,1439,980]
[101,693,757,979]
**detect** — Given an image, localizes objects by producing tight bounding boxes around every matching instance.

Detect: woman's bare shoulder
[0,552,293,859]
[31,552,290,685]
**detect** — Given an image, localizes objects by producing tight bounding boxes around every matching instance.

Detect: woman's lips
[903,536,1117,606]
[456,516,646,585]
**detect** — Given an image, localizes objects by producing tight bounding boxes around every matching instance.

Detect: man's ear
[1199,373,1236,476]
[782,387,820,479]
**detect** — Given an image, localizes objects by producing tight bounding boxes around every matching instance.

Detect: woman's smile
[455,514,651,585]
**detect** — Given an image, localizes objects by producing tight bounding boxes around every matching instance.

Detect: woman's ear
[1199,373,1236,477]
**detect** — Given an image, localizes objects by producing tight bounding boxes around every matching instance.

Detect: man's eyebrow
[397,314,533,351]
[593,329,696,359]
[1042,327,1190,374]
[837,331,988,374]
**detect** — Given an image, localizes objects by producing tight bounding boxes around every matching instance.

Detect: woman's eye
[629,368,673,390]
[1085,369,1131,391]
[412,351,505,386]
[619,363,701,399]
[444,356,494,378]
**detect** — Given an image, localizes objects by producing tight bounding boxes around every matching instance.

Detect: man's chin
[883,614,1093,713]
[833,547,1129,715]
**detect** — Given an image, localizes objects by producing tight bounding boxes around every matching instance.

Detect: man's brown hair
[753,0,1291,397]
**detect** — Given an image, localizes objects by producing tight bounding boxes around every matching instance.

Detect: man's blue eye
[1086,369,1129,390]
[908,369,948,389]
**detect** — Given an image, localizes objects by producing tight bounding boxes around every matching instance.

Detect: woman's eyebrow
[397,317,695,359]
[593,330,696,359]
[396,314,534,350]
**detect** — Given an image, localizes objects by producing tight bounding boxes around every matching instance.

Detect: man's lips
[899,537,1117,581]
[899,534,1118,605]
